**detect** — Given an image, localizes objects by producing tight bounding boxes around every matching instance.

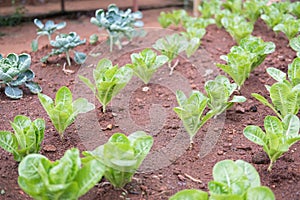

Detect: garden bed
[0,6,300,200]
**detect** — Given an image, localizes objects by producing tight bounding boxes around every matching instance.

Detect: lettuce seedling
[174,90,214,145]
[182,16,215,30]
[153,33,186,75]
[0,53,42,99]
[38,86,95,139]
[244,114,300,171]
[31,19,66,52]
[42,32,86,67]
[205,75,246,117]
[222,0,242,14]
[79,58,133,113]
[290,35,300,57]
[18,148,105,200]
[243,0,268,24]
[221,14,254,44]
[91,4,144,52]
[126,48,168,84]
[180,27,206,58]
[252,63,300,119]
[291,1,300,18]
[233,35,276,70]
[0,115,44,162]
[261,4,286,29]
[83,131,153,188]
[170,159,275,199]
[273,15,300,40]
[158,10,187,28]
[198,0,222,19]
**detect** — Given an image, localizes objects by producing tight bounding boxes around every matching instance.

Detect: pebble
[43,144,57,152]
[106,124,113,130]
[252,151,269,164]
[235,105,245,113]
[142,86,150,92]
[217,150,224,155]
[177,174,186,181]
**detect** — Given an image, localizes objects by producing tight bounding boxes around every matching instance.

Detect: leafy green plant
[89,33,98,45]
[232,35,276,70]
[180,27,206,57]
[174,90,213,145]
[170,159,275,199]
[261,4,286,29]
[79,58,133,113]
[291,1,300,18]
[244,114,300,171]
[205,75,246,117]
[0,53,42,99]
[252,63,300,119]
[153,33,186,75]
[290,35,300,57]
[216,36,275,89]
[18,148,105,200]
[198,0,222,19]
[38,86,95,139]
[158,10,187,28]
[221,14,254,44]
[182,16,215,30]
[31,19,66,52]
[42,32,86,67]
[90,4,144,52]
[126,48,168,84]
[273,15,300,40]
[222,0,242,14]
[0,115,44,162]
[83,131,153,188]
[243,0,268,24]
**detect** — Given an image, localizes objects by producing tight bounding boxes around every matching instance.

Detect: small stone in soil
[142,86,150,92]
[217,150,224,155]
[252,151,269,164]
[235,105,245,113]
[43,144,57,152]
[177,174,186,181]
[106,124,113,130]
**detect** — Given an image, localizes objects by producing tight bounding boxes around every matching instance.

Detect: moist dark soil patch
[0,17,300,200]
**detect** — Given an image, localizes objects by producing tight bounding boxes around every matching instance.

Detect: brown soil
[0,7,300,200]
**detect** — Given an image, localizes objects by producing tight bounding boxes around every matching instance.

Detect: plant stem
[109,34,113,52]
[65,50,71,66]
[267,161,273,172]
[103,105,106,113]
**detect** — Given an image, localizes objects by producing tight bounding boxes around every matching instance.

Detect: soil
[1,6,300,200]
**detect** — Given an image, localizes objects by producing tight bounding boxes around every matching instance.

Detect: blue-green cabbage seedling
[38,86,95,139]
[0,53,42,99]
[126,48,168,84]
[18,148,105,200]
[91,4,144,52]
[79,58,133,113]
[0,115,45,162]
[41,32,86,67]
[244,114,300,171]
[31,19,66,52]
[83,131,153,188]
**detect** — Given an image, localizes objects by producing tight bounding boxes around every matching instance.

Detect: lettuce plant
[90,4,144,52]
[252,63,300,119]
[158,10,187,28]
[243,0,268,24]
[217,36,275,89]
[221,14,254,44]
[31,19,66,52]
[222,0,242,14]
[244,114,300,171]
[126,48,168,84]
[261,4,286,29]
[291,1,300,18]
[273,15,300,40]
[0,115,44,162]
[290,35,300,57]
[38,86,95,139]
[205,75,246,117]
[182,16,215,30]
[42,32,86,67]
[198,0,222,19]
[18,148,105,200]
[180,27,206,57]
[170,159,275,199]
[0,53,42,99]
[83,131,153,188]
[174,90,214,145]
[79,58,133,113]
[153,33,186,75]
